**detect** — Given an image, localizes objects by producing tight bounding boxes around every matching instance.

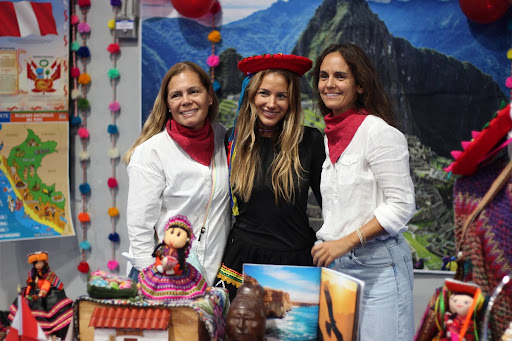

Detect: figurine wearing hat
[215,53,325,300]
[138,215,207,301]
[8,251,73,339]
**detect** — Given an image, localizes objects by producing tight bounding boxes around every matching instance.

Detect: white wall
[0,0,450,333]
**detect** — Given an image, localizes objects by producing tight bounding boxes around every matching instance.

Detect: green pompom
[108,68,120,79]
[77,97,90,109]
[71,41,80,51]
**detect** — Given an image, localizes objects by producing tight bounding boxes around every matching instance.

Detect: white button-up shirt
[317,115,415,241]
[123,122,231,285]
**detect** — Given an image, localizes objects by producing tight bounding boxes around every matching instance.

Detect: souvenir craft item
[87,270,138,299]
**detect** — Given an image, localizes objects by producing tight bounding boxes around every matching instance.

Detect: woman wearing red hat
[311,43,416,340]
[215,54,325,300]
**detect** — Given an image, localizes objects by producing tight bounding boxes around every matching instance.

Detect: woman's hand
[311,238,352,268]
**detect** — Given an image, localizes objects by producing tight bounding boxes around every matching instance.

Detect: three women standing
[311,43,416,340]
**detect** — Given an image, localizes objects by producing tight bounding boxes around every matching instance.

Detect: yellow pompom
[507,48,512,60]
[78,73,91,85]
[108,19,116,30]
[108,207,119,217]
[208,30,221,43]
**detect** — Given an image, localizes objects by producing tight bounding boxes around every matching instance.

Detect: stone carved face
[226,283,266,341]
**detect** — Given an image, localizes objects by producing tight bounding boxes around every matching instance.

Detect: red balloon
[171,0,215,19]
[459,0,510,24]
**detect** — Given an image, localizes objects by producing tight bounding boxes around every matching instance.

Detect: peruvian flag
[5,295,48,341]
[0,1,58,38]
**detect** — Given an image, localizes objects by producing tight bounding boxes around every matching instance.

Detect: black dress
[215,126,325,300]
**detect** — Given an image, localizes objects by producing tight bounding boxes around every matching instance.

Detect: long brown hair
[312,43,394,125]
[123,62,219,164]
[231,69,304,203]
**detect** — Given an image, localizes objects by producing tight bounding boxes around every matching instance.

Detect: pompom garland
[71,67,80,78]
[77,97,90,109]
[80,241,91,250]
[71,116,82,126]
[207,55,220,67]
[79,183,91,195]
[78,22,91,33]
[108,232,120,241]
[78,212,91,223]
[107,177,118,188]
[77,46,90,58]
[79,151,90,161]
[108,68,120,79]
[108,147,120,158]
[107,260,119,271]
[78,127,89,139]
[208,30,221,43]
[77,261,90,273]
[506,77,512,88]
[78,73,91,85]
[71,89,81,99]
[78,0,90,8]
[108,101,120,111]
[71,15,80,25]
[108,207,119,217]
[108,19,116,30]
[71,41,80,51]
[107,124,118,134]
[107,43,120,54]
[110,0,122,6]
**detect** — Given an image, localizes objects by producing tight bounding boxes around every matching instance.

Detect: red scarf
[166,118,214,166]
[324,108,368,164]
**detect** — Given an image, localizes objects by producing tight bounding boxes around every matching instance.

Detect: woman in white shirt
[311,43,416,340]
[122,62,231,286]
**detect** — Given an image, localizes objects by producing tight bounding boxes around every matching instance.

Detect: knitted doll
[8,251,73,339]
[138,215,207,301]
[442,292,476,341]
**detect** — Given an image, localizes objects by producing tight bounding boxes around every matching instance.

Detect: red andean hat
[444,103,512,176]
[237,53,313,76]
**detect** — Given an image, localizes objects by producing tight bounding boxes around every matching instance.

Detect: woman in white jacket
[122,62,231,286]
[311,43,416,341]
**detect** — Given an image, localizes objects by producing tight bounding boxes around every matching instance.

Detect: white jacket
[123,122,231,285]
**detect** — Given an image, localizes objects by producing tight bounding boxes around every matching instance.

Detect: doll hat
[237,53,313,76]
[27,251,48,263]
[164,214,195,240]
[444,103,512,176]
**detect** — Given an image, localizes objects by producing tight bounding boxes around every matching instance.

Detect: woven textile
[453,155,512,338]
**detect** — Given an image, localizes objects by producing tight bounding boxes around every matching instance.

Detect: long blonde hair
[123,62,219,164]
[230,69,304,203]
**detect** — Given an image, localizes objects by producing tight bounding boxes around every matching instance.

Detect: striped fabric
[0,1,58,37]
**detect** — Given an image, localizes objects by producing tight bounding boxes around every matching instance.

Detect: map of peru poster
[0,112,74,241]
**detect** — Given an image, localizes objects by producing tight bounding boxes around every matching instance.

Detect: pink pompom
[78,127,89,139]
[506,77,512,88]
[78,22,91,33]
[107,260,119,271]
[107,177,118,188]
[71,67,80,78]
[71,15,80,25]
[206,55,220,68]
[108,101,120,111]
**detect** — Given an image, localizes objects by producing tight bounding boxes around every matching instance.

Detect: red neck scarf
[166,118,214,166]
[324,108,368,164]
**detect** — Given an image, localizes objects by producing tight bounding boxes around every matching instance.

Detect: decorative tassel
[77,46,90,58]
[71,41,80,51]
[78,22,91,34]
[213,80,220,92]
[108,68,120,79]
[79,151,90,161]
[77,97,90,109]
[79,183,91,195]
[71,15,80,25]
[108,148,120,158]
[71,116,82,126]
[78,212,91,223]
[107,43,120,54]
[77,261,90,273]
[71,67,80,78]
[108,232,120,241]
[107,177,118,188]
[506,77,512,88]
[78,73,91,85]
[208,30,221,43]
[207,55,220,68]
[108,207,120,217]
[78,127,90,139]
[71,89,81,99]
[107,124,118,134]
[107,19,116,30]
[80,240,91,250]
[108,101,120,111]
[107,260,119,271]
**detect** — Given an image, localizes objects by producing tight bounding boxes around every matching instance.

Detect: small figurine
[440,290,482,341]
[138,215,207,301]
[226,282,266,341]
[8,251,73,339]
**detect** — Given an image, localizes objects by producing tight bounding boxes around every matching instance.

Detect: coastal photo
[243,264,321,341]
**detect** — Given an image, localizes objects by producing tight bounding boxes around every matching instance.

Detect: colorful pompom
[107,43,120,54]
[77,97,90,109]
[108,19,116,30]
[213,80,220,92]
[108,147,120,159]
[108,232,120,241]
[79,183,91,195]
[78,22,91,33]
[71,15,80,25]
[80,240,91,250]
[77,46,90,58]
[78,127,89,139]
[79,150,90,161]
[71,116,82,126]
[78,0,91,8]
[78,212,91,223]
[108,207,120,217]
[78,73,91,85]
[71,89,81,99]
[206,55,220,68]
[71,67,80,78]
[107,260,119,271]
[208,30,221,43]
[108,68,120,79]
[506,77,512,88]
[110,0,122,6]
[71,41,80,51]
[107,177,118,188]
[108,101,120,111]
[77,261,90,273]
[108,124,118,134]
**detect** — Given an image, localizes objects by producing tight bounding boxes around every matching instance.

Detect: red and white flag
[0,1,58,38]
[5,295,48,341]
